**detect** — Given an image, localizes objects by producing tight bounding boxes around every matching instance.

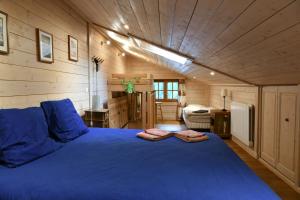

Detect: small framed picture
[68,35,78,62]
[0,10,9,54]
[36,28,54,63]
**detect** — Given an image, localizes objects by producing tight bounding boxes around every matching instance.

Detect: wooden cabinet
[108,96,129,128]
[261,86,299,182]
[84,109,109,128]
[261,87,278,166]
[211,111,231,139]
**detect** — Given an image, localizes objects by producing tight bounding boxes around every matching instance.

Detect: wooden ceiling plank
[170,0,198,50]
[97,0,140,35]
[159,0,176,47]
[206,1,300,67]
[186,0,254,57]
[67,0,112,28]
[179,0,223,54]
[116,0,146,38]
[213,23,300,75]
[142,0,162,45]
[200,0,296,62]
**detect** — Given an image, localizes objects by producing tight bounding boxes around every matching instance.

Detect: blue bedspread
[0,128,279,200]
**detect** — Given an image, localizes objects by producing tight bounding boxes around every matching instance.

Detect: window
[153,80,179,101]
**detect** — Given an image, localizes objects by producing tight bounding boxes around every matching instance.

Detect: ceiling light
[132,37,192,64]
[124,24,129,30]
[106,40,111,45]
[210,71,215,76]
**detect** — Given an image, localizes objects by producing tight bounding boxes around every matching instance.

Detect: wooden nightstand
[211,111,231,139]
[84,109,109,128]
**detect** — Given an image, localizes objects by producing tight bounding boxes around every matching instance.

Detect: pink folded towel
[145,128,172,137]
[175,130,205,138]
[136,132,163,141]
[137,129,174,141]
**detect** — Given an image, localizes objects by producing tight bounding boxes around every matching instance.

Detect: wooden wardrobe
[260,86,300,189]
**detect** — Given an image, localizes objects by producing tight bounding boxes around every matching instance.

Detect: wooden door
[261,87,278,166]
[277,87,298,181]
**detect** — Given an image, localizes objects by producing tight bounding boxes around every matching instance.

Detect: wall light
[210,71,215,76]
[118,52,126,57]
[101,40,111,45]
[123,24,129,30]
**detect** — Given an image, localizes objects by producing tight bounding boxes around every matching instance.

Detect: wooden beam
[112,73,148,79]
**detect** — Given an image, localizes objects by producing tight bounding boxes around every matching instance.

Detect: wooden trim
[296,85,300,187]
[36,28,54,64]
[68,35,78,62]
[232,136,258,158]
[260,84,299,86]
[259,158,300,193]
[112,73,148,79]
[0,10,9,54]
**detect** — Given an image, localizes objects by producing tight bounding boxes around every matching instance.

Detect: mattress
[183,104,213,129]
[0,128,279,200]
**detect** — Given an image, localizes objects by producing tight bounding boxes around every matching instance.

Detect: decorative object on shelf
[0,10,8,54]
[121,79,135,93]
[36,28,54,63]
[121,78,140,94]
[68,35,78,62]
[221,88,228,111]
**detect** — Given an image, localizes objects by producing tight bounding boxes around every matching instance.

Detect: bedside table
[211,111,231,139]
[84,109,109,128]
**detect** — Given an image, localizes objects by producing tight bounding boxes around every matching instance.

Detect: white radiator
[230,101,255,147]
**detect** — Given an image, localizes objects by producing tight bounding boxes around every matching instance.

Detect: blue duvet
[0,128,279,200]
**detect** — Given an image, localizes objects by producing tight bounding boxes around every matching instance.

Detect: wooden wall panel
[89,26,127,109]
[0,0,89,114]
[0,0,126,116]
[185,80,210,106]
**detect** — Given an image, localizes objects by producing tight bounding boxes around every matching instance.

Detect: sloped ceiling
[65,0,300,85]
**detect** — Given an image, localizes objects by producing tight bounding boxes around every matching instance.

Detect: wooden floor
[156,120,300,200]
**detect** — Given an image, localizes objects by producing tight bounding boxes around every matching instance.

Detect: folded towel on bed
[175,134,209,143]
[175,130,209,143]
[137,131,173,141]
[137,129,173,141]
[175,130,205,138]
[145,128,172,137]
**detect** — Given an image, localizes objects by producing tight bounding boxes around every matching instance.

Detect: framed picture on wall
[36,28,54,63]
[68,35,78,62]
[0,10,9,54]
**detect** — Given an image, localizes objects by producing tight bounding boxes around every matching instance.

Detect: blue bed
[0,128,279,200]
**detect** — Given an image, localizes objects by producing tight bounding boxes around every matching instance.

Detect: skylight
[106,30,192,65]
[132,37,192,65]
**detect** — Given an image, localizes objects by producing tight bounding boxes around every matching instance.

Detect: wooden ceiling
[65,0,300,85]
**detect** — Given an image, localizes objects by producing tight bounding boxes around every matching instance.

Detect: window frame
[154,79,179,102]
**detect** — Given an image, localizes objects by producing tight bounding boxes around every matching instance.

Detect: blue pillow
[0,107,62,168]
[41,99,88,142]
